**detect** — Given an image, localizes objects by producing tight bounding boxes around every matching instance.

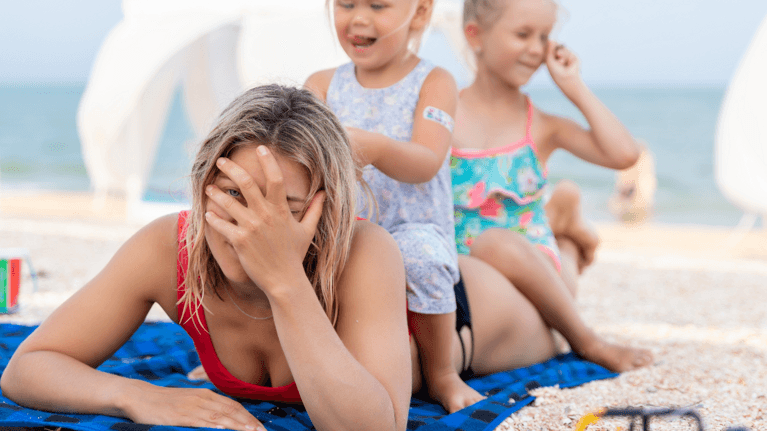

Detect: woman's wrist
[110,378,146,419]
[263,275,315,307]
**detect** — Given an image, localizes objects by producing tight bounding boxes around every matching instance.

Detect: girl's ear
[410,0,434,31]
[464,21,483,54]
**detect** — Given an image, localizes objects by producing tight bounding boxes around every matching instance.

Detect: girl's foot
[429,372,486,414]
[577,337,654,373]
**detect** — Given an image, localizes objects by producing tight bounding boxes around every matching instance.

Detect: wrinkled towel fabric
[0,322,616,431]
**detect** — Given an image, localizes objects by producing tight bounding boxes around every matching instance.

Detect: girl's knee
[470,229,534,265]
[552,179,582,206]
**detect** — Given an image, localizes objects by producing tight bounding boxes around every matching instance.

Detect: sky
[1,0,767,86]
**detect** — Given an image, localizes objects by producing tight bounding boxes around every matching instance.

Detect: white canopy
[715,13,767,220]
[77,0,466,219]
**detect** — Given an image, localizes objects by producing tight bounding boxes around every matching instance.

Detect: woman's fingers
[199,395,265,431]
[205,206,239,242]
[300,191,326,240]
[130,387,266,431]
[255,146,288,207]
[216,157,268,211]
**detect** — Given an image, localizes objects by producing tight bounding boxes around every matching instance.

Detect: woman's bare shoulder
[337,220,404,301]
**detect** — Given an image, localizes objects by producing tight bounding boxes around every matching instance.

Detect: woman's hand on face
[545,40,584,96]
[125,385,265,431]
[205,147,325,296]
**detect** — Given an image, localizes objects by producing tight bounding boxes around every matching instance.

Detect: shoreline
[3,190,765,259]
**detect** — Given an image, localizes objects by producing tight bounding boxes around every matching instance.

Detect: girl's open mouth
[350,35,376,48]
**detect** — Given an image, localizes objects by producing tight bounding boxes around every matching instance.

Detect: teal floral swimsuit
[451,100,561,270]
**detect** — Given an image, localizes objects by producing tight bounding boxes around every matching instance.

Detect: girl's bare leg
[469,230,652,373]
[556,236,581,297]
[546,180,600,275]
[409,256,556,392]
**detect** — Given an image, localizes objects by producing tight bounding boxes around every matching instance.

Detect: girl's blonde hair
[463,0,506,29]
[179,84,358,329]
[463,0,563,29]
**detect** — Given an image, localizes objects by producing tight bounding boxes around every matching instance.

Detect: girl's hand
[124,384,265,431]
[205,148,325,296]
[545,40,584,96]
[346,127,383,169]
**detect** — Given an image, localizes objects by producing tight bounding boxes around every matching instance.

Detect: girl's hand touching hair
[205,146,325,297]
[545,39,584,97]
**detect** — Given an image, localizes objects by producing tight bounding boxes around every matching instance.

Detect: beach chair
[715,13,767,245]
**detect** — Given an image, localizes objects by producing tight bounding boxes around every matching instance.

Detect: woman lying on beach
[1,84,413,431]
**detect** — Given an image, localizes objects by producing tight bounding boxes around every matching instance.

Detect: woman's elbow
[1,355,25,400]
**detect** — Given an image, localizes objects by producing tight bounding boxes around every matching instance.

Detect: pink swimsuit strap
[451,96,538,159]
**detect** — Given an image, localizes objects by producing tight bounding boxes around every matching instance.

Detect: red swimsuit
[175,211,301,402]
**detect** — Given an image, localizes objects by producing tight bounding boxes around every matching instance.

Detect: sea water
[0,83,749,227]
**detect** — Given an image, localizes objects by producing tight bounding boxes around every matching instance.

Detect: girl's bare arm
[0,215,263,431]
[306,67,458,184]
[539,41,640,169]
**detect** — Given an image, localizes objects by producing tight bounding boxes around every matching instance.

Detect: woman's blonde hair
[179,84,358,329]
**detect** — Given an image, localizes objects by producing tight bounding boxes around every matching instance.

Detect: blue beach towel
[0,322,616,431]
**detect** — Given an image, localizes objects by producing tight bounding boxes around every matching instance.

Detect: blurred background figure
[608,142,657,224]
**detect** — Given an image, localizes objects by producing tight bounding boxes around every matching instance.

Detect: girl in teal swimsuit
[449,0,654,374]
[452,98,561,270]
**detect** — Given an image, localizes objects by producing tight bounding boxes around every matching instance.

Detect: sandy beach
[1,191,766,431]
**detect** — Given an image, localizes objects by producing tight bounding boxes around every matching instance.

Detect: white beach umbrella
[77,0,466,221]
[715,13,767,231]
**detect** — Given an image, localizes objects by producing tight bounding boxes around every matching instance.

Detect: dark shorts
[454,275,475,379]
[454,275,471,333]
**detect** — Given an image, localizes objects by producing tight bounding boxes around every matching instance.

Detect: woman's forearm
[1,350,135,417]
[269,280,399,431]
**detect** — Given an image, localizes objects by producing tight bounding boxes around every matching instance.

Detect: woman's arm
[271,222,410,431]
[539,41,640,169]
[305,67,458,184]
[0,215,263,431]
[205,149,410,430]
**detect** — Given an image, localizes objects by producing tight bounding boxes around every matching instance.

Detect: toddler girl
[307,0,484,413]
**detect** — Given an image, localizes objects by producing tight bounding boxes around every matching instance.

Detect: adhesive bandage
[423,106,454,132]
